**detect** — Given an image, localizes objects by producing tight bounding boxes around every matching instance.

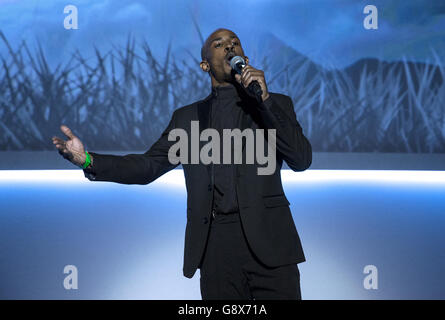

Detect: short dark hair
[201,28,237,61]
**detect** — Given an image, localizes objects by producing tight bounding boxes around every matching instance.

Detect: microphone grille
[230,56,245,73]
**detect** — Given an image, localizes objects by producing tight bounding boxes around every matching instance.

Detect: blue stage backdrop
[0,0,445,300]
[0,0,444,154]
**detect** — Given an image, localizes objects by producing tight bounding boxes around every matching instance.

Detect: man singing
[52,28,312,300]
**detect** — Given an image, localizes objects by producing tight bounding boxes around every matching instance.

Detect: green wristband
[81,151,91,169]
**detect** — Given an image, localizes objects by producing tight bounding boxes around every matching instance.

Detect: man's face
[201,29,246,83]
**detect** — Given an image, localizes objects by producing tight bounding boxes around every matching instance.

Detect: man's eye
[215,43,221,48]
[232,41,239,46]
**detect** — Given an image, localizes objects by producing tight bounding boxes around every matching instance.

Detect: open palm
[52,125,86,167]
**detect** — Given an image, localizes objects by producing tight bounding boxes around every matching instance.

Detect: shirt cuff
[258,95,274,111]
[83,168,97,180]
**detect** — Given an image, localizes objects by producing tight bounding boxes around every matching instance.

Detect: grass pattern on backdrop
[0,31,444,153]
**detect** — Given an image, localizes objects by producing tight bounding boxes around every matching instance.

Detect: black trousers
[199,212,302,300]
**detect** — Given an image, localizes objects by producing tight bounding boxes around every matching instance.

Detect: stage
[1,167,444,299]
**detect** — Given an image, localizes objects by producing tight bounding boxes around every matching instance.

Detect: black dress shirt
[209,84,243,214]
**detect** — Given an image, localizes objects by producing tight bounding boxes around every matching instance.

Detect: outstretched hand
[52,125,86,167]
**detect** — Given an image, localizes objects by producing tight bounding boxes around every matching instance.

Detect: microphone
[230,56,263,101]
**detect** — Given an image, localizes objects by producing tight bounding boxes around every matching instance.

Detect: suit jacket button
[202,217,208,224]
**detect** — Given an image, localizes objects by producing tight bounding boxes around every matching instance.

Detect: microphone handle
[247,80,263,102]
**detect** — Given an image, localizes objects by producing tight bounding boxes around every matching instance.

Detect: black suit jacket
[83,91,312,278]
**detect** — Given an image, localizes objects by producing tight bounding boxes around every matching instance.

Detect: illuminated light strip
[0,170,85,183]
[0,169,444,185]
[0,169,187,186]
[281,169,445,185]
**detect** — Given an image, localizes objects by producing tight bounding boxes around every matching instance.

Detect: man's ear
[200,61,210,72]
[244,56,249,65]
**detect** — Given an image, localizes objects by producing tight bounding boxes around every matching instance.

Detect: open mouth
[225,52,236,64]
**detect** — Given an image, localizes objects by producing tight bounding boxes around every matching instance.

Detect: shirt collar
[211,84,242,101]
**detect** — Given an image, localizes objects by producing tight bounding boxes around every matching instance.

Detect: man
[52,28,312,299]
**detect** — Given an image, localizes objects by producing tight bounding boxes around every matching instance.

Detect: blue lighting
[0,169,444,299]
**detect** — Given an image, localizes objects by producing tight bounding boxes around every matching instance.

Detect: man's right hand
[52,125,87,167]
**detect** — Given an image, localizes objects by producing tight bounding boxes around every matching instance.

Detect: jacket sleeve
[257,94,312,171]
[83,110,180,184]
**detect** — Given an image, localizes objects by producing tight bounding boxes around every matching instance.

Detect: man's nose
[224,44,234,52]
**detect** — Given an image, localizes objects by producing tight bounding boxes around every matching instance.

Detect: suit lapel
[197,94,213,180]
[197,94,212,133]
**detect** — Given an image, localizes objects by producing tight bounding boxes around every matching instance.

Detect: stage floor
[0,169,444,299]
